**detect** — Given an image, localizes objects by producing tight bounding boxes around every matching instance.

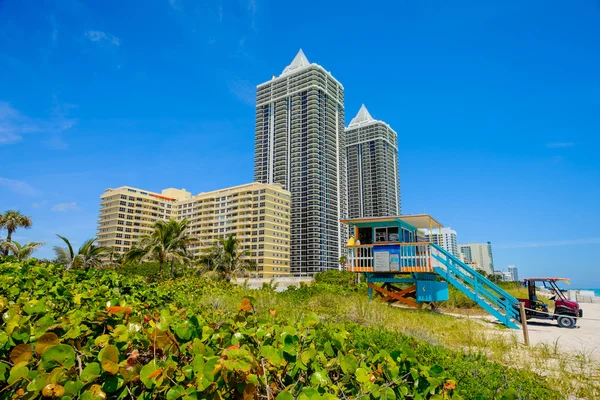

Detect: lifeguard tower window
[357,227,373,244]
[374,227,399,243]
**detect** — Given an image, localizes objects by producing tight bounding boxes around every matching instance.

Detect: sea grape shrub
[0,261,457,399]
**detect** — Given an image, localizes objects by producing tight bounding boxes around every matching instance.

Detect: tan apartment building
[97,182,291,277]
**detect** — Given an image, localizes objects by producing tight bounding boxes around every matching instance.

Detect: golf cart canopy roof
[522,278,570,283]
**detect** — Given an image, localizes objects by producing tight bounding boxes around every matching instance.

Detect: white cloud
[496,237,600,249]
[51,202,79,212]
[32,200,48,208]
[85,30,120,46]
[0,101,76,146]
[0,177,38,196]
[546,142,575,149]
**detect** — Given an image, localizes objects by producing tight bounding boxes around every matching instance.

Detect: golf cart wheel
[557,315,576,329]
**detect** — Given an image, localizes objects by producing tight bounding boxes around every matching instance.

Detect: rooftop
[257,49,344,89]
[341,214,443,230]
[348,104,375,127]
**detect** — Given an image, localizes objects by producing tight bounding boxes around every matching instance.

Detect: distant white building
[458,242,494,275]
[424,227,458,257]
[508,265,518,282]
[493,271,512,281]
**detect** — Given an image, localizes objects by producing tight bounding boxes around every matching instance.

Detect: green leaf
[355,368,370,383]
[261,345,282,366]
[140,360,163,389]
[339,354,358,374]
[7,363,29,385]
[303,312,320,327]
[323,342,334,357]
[310,370,330,386]
[175,321,194,341]
[81,362,102,383]
[430,364,443,376]
[378,387,396,400]
[41,344,76,370]
[27,373,50,392]
[65,379,83,396]
[500,388,518,400]
[167,385,186,400]
[276,392,294,400]
[99,344,120,374]
[0,362,8,381]
[102,374,125,393]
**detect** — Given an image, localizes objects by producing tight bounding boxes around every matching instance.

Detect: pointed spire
[281,49,310,75]
[349,104,375,127]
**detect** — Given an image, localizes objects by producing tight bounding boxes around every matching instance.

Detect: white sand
[441,303,600,358]
[515,302,600,358]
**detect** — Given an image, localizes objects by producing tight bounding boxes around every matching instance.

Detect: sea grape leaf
[339,354,358,375]
[140,360,163,389]
[81,384,107,400]
[10,343,33,364]
[355,368,370,383]
[310,370,330,386]
[102,374,125,393]
[261,345,282,366]
[0,362,10,381]
[276,392,293,400]
[378,387,396,400]
[35,332,60,355]
[166,385,186,400]
[26,372,50,392]
[7,363,29,385]
[175,320,194,341]
[99,345,120,374]
[81,362,102,383]
[41,344,76,370]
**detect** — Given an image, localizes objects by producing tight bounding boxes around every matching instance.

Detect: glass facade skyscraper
[345,105,400,218]
[254,50,348,275]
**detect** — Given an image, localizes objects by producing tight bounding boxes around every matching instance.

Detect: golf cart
[516,278,582,328]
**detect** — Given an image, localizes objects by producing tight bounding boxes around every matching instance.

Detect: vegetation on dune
[0,211,595,398]
[0,261,461,399]
[0,260,562,399]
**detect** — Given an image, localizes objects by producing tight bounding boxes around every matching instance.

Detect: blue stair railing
[429,243,521,329]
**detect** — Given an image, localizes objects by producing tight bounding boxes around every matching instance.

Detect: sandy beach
[516,302,600,358]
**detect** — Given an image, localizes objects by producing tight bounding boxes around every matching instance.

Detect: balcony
[346,243,433,273]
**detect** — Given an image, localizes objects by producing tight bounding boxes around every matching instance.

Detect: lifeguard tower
[342,215,522,329]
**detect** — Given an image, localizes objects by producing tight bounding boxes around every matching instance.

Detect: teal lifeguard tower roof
[341,214,443,231]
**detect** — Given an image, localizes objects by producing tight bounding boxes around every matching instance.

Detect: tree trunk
[3,230,13,256]
[170,259,176,279]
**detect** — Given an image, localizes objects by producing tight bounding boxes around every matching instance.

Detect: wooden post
[519,302,529,346]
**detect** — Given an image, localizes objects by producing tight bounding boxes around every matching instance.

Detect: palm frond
[56,234,75,260]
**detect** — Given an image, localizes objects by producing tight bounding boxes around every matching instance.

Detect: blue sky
[1,0,599,287]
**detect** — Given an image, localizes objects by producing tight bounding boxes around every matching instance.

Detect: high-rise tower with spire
[254,50,347,275]
[345,105,400,218]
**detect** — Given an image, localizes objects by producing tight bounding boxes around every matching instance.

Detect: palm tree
[53,235,107,270]
[200,234,256,282]
[107,247,124,267]
[0,210,32,256]
[124,218,195,278]
[0,240,44,261]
